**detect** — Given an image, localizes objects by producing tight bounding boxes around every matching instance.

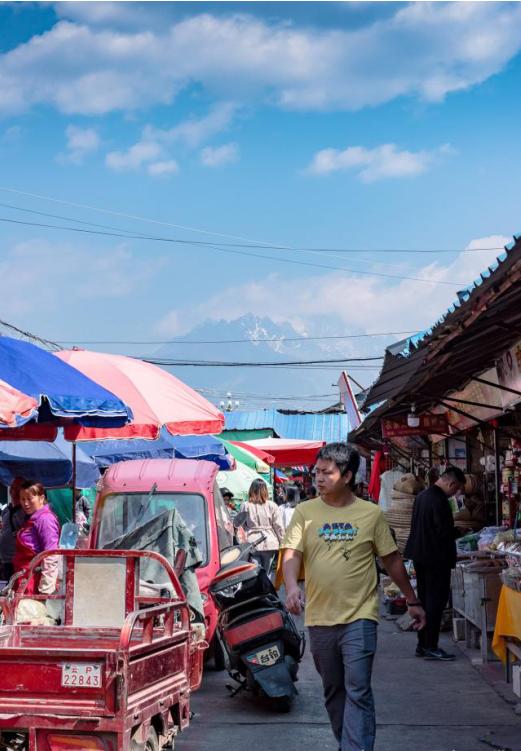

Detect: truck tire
[131,725,159,751]
[211,633,227,671]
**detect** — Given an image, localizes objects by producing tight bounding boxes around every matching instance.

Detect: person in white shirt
[280,485,300,531]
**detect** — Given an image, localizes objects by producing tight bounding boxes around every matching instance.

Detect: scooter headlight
[219,582,242,598]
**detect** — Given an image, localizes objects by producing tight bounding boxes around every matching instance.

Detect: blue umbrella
[86,429,233,471]
[0,431,99,488]
[0,337,132,430]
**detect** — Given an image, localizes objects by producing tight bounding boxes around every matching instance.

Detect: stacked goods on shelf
[384,474,424,553]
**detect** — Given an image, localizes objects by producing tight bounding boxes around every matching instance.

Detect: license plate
[61,663,102,688]
[247,645,281,667]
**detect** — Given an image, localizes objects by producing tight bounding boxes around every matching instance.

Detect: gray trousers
[309,619,377,751]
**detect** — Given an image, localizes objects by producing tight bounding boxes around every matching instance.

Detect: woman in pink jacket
[13,481,60,595]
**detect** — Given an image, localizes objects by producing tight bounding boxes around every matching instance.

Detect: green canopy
[47,487,96,525]
[217,462,273,504]
[217,438,270,473]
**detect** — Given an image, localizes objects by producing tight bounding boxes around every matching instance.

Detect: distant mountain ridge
[154,314,347,410]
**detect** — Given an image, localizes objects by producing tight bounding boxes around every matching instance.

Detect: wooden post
[71,442,77,524]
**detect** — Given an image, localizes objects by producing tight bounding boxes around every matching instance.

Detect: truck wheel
[131,726,159,751]
[211,634,227,671]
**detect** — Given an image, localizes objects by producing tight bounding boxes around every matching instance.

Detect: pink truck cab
[89,458,235,650]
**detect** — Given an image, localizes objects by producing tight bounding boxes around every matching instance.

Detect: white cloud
[0,238,167,316]
[2,125,23,143]
[2,4,521,115]
[155,235,511,339]
[105,139,162,171]
[58,124,100,164]
[145,102,238,148]
[200,142,238,168]
[147,159,179,177]
[305,143,453,181]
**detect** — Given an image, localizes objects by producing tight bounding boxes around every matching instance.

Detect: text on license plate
[61,663,102,688]
[247,645,281,667]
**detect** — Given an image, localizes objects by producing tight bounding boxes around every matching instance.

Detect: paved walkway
[181,617,521,751]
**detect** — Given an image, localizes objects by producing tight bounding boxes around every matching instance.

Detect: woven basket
[393,474,424,495]
[391,499,415,514]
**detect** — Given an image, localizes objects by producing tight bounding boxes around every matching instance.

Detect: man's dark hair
[316,443,360,489]
[441,465,465,485]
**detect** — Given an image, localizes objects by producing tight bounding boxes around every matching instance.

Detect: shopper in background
[220,487,236,513]
[283,443,425,751]
[404,465,466,661]
[240,479,284,572]
[280,485,300,531]
[0,477,26,581]
[306,484,318,500]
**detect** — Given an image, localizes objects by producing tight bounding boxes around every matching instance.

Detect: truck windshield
[96,492,209,563]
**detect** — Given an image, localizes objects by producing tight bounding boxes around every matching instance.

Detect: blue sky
[1,1,521,386]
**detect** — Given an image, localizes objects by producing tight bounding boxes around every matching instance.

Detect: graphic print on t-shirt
[318,522,359,560]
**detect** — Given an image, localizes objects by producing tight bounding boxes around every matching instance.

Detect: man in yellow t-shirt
[283,443,425,751]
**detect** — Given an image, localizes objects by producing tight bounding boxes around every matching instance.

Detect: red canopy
[244,438,324,467]
[230,440,275,466]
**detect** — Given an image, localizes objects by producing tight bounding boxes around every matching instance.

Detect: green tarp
[219,429,274,442]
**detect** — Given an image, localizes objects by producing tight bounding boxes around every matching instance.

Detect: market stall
[243,438,325,467]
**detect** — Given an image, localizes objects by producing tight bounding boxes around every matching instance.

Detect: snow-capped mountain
[153,314,378,411]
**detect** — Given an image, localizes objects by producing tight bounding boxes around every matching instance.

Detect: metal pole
[493,428,501,527]
[71,442,77,524]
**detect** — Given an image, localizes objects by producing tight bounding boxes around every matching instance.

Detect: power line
[54,330,418,345]
[0,318,61,351]
[0,214,468,287]
[144,355,383,367]
[0,199,504,255]
[0,186,270,247]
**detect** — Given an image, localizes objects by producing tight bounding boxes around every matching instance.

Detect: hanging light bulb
[407,403,420,428]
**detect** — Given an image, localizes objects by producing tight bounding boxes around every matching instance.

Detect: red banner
[382,414,448,438]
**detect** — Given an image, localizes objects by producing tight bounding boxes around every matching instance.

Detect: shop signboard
[381,413,448,438]
[337,371,362,430]
[497,339,521,409]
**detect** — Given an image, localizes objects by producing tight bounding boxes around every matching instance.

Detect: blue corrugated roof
[224,409,351,442]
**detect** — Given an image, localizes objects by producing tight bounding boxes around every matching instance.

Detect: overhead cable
[0,215,467,287]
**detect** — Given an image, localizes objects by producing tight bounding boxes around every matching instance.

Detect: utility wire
[0,318,62,351]
[0,215,467,287]
[54,330,418,345]
[0,199,505,255]
[142,356,383,368]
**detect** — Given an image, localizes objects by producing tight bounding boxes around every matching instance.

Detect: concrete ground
[181,616,521,751]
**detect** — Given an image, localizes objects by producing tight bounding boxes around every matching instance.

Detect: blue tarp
[85,429,233,471]
[0,337,131,426]
[0,431,99,487]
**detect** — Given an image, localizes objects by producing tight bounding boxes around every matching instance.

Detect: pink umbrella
[56,350,224,440]
[0,379,39,428]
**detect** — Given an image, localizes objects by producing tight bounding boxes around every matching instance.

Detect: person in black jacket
[404,465,465,661]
